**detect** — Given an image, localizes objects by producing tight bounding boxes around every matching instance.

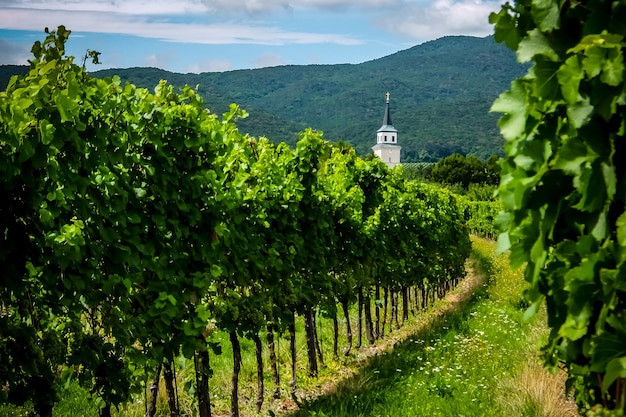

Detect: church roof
[377,124,398,133]
[378,92,397,132]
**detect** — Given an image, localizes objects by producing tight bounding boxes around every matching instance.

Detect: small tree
[431,153,496,189]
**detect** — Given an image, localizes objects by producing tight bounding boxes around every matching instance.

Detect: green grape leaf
[559,309,591,341]
[616,211,626,247]
[567,99,594,129]
[491,80,528,141]
[569,33,626,54]
[38,119,56,145]
[523,299,542,321]
[600,48,624,86]
[553,138,592,175]
[601,162,616,201]
[39,207,53,224]
[490,6,521,50]
[210,264,222,278]
[19,137,35,162]
[509,240,530,269]
[55,93,79,123]
[557,55,584,104]
[496,231,511,254]
[531,0,560,32]
[517,29,560,63]
[591,211,607,241]
[603,357,626,391]
[582,46,604,78]
[573,166,606,213]
[592,330,626,374]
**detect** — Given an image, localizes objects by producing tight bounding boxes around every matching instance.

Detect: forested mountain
[0,65,28,86]
[1,36,525,161]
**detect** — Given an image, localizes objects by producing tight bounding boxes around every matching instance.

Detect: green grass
[109,292,422,416]
[289,237,573,417]
[0,382,100,417]
[0,402,36,417]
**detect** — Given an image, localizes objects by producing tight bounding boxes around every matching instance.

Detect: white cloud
[250,52,286,68]
[198,0,401,14]
[143,50,176,68]
[200,0,290,14]
[291,0,402,10]
[0,38,31,64]
[0,0,400,18]
[0,8,362,45]
[1,0,210,15]
[378,0,500,39]
[0,0,503,70]
[186,58,233,73]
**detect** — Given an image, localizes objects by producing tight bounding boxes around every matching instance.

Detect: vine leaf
[491,80,528,141]
[553,138,591,175]
[531,0,560,32]
[616,211,626,246]
[603,357,626,391]
[582,47,605,79]
[600,48,624,86]
[489,6,521,50]
[567,100,594,129]
[492,0,626,404]
[38,119,55,145]
[557,56,584,104]
[517,29,559,63]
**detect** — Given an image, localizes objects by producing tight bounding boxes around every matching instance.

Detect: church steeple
[376,92,398,145]
[372,92,401,168]
[381,92,393,127]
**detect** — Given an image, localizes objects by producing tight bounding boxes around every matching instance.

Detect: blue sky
[0,0,503,73]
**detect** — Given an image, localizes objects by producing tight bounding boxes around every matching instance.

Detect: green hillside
[0,65,28,87]
[1,35,525,161]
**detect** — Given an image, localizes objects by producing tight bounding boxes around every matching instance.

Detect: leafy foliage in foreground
[491,0,626,413]
[0,27,471,417]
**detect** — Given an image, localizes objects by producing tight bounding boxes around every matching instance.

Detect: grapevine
[491,0,626,412]
[0,27,472,416]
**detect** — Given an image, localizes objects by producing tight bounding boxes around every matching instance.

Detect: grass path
[279,245,485,411]
[288,237,579,417]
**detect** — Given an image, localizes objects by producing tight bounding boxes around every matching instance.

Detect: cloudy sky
[0,0,503,73]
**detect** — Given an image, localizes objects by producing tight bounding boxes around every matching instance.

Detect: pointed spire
[381,92,393,128]
[373,91,401,167]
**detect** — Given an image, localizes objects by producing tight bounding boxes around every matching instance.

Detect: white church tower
[372,92,401,168]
